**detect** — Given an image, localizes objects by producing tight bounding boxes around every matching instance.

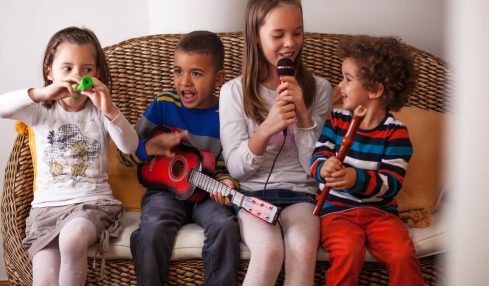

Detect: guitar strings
[160,160,278,224]
[164,162,233,196]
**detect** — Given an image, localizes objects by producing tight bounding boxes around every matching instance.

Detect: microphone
[276,58,295,136]
[277,58,295,83]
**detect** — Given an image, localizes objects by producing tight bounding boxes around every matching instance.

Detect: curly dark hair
[338,35,417,111]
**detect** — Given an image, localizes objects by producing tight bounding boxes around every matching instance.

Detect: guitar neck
[187,169,244,207]
[187,169,280,224]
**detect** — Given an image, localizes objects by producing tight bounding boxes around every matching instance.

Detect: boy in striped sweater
[310,35,424,286]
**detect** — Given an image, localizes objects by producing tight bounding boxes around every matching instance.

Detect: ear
[47,67,53,81]
[215,69,225,87]
[369,83,384,99]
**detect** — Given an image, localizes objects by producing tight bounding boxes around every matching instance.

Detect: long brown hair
[242,0,316,123]
[41,26,110,108]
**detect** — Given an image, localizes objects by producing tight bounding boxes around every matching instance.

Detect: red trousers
[320,208,424,286]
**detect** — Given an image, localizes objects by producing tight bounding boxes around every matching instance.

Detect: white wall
[446,0,489,284]
[303,0,446,59]
[0,0,445,281]
[0,0,149,280]
[148,0,246,34]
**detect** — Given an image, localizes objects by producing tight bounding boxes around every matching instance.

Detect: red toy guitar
[138,126,280,224]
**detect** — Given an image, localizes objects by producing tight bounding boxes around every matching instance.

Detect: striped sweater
[310,109,412,217]
[120,90,232,182]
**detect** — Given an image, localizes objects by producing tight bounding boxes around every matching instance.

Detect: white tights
[239,202,320,286]
[32,217,97,286]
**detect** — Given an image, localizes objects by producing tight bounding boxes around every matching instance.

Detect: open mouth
[181,90,196,101]
[279,52,294,58]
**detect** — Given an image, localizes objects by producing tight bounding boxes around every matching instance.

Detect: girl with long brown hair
[219,1,332,285]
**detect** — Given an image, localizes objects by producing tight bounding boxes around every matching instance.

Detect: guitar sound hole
[172,160,184,177]
[167,154,188,183]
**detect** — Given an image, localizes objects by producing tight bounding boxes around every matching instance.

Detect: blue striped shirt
[120,90,230,180]
[310,109,413,217]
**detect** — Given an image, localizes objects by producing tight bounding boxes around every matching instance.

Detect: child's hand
[210,178,234,207]
[262,95,296,135]
[28,75,80,102]
[145,130,189,157]
[322,158,357,190]
[81,78,119,120]
[320,156,344,178]
[277,76,313,128]
[325,167,356,190]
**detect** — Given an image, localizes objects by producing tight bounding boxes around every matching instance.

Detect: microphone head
[277,58,295,77]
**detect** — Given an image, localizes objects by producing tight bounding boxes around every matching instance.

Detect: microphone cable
[263,134,287,280]
[263,130,287,190]
[263,57,295,281]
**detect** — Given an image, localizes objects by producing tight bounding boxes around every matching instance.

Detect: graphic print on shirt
[43,124,100,184]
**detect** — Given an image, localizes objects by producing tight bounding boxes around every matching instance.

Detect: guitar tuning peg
[251,199,255,203]
[260,203,264,207]
[256,211,261,215]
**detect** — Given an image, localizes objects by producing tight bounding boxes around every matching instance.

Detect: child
[219,0,332,285]
[120,31,240,286]
[0,26,138,285]
[310,35,424,286]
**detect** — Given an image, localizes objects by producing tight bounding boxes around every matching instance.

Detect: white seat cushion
[89,210,447,262]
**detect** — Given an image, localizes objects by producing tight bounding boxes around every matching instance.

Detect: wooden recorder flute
[313,105,367,216]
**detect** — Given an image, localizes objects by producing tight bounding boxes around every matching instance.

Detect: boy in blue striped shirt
[310,35,424,286]
[121,31,240,286]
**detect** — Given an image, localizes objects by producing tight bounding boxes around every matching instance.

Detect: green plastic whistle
[75,76,93,93]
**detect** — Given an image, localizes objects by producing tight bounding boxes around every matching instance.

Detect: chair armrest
[1,133,34,285]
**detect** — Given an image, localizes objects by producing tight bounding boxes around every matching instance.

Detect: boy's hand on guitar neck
[146,130,189,157]
[210,179,235,207]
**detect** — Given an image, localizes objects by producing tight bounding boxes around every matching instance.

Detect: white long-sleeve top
[0,89,138,207]
[219,76,332,195]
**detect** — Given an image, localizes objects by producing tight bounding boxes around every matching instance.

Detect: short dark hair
[176,31,225,70]
[338,35,417,111]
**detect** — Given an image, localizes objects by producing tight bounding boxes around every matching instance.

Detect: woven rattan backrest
[0,32,450,286]
[103,32,450,126]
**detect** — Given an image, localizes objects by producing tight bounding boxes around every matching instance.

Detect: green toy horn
[75,76,93,93]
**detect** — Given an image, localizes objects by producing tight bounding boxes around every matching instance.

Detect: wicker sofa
[1,32,450,285]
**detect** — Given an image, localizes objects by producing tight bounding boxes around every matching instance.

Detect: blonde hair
[242,0,316,123]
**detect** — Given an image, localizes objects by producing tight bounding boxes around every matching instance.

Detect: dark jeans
[234,188,316,213]
[130,190,240,286]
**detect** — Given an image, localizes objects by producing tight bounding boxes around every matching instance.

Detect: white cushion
[89,210,447,262]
